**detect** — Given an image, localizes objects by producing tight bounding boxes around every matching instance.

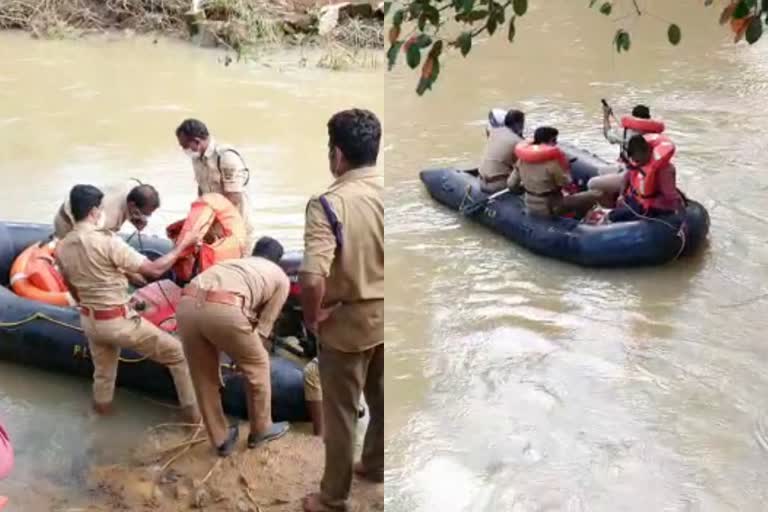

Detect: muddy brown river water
[384,2,768,510]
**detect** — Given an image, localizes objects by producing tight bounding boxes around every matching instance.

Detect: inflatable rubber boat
[0,221,308,422]
[419,142,710,267]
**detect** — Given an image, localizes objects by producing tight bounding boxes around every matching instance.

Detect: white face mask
[183,148,199,160]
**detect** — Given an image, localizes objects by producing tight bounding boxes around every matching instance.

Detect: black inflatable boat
[0,221,308,422]
[419,143,710,267]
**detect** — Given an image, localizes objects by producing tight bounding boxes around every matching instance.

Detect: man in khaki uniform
[508,126,600,218]
[56,184,201,421]
[303,357,323,435]
[301,109,384,512]
[53,180,160,239]
[175,119,257,252]
[176,236,291,457]
[478,109,525,194]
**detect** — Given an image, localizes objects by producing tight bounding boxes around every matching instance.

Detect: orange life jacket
[620,116,665,135]
[10,240,74,307]
[515,141,570,172]
[625,134,676,211]
[166,193,247,282]
[515,141,579,198]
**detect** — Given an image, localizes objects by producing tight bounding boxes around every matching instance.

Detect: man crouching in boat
[508,127,600,218]
[54,181,161,287]
[478,109,525,194]
[176,236,291,457]
[54,181,160,238]
[608,134,683,223]
[56,185,201,422]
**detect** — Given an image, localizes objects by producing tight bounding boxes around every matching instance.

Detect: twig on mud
[198,458,222,487]
[244,488,262,510]
[147,422,203,433]
[154,436,208,455]
[157,424,204,475]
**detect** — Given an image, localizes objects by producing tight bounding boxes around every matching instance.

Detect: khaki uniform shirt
[56,223,147,308]
[192,138,257,248]
[512,160,571,215]
[479,127,522,183]
[190,257,290,339]
[300,166,384,353]
[55,181,136,238]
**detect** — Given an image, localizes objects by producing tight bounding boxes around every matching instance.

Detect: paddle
[602,98,630,163]
[601,98,620,138]
[461,188,510,216]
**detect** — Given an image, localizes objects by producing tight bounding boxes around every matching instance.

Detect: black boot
[217,425,239,457]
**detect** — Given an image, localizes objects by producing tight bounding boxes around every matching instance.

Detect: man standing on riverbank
[175,118,258,252]
[56,185,201,421]
[300,109,384,512]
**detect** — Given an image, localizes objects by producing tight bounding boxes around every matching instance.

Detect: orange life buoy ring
[515,141,570,171]
[166,193,247,282]
[620,115,665,134]
[10,240,75,307]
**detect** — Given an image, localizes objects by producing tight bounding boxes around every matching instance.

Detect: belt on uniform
[79,304,129,320]
[182,285,244,307]
[524,188,561,198]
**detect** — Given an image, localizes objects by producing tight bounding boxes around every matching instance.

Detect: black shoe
[217,425,239,457]
[247,422,290,449]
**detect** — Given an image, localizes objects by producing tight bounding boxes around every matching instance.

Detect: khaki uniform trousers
[479,175,509,194]
[303,357,322,402]
[526,190,601,218]
[588,165,625,207]
[81,312,196,408]
[176,298,272,447]
[319,343,384,510]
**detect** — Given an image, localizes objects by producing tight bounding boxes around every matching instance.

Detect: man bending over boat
[176,236,291,457]
[608,134,683,223]
[56,184,201,422]
[589,104,667,206]
[508,127,600,218]
[54,180,160,238]
[478,109,525,193]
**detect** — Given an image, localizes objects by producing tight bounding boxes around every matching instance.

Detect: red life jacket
[166,193,247,282]
[625,134,676,211]
[515,141,570,171]
[515,141,579,196]
[130,280,182,333]
[620,116,665,134]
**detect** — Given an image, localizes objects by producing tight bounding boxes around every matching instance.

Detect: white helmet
[487,108,507,130]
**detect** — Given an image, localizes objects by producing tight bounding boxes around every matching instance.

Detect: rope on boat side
[0,312,149,363]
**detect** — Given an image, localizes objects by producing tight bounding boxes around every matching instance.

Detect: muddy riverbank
[0,0,383,58]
